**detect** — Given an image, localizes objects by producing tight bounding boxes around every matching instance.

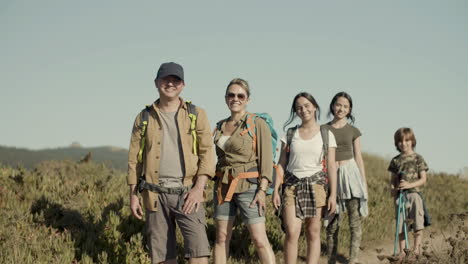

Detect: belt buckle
[167,187,183,195]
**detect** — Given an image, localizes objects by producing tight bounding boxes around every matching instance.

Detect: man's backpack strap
[137,105,151,163]
[138,101,198,163]
[320,125,330,172]
[185,101,198,155]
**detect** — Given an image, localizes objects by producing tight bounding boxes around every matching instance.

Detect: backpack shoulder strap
[138,105,152,163]
[213,118,228,137]
[185,100,197,116]
[240,113,256,135]
[185,100,199,155]
[320,125,329,153]
[216,119,224,130]
[320,125,330,172]
[285,125,298,162]
[141,105,151,127]
[286,126,297,149]
[240,113,257,153]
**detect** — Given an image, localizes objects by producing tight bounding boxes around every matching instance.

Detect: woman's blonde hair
[225,78,251,98]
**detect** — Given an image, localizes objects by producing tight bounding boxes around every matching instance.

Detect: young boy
[388,127,429,256]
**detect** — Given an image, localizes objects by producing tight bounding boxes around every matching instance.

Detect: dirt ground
[270,229,454,264]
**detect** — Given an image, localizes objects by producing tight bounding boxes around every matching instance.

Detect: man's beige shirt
[127,98,215,211]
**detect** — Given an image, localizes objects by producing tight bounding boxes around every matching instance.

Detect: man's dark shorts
[146,192,210,263]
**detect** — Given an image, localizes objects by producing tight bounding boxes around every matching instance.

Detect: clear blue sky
[1,1,467,173]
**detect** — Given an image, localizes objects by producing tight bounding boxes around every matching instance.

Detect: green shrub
[0,154,466,263]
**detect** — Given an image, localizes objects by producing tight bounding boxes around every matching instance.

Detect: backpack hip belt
[215,170,259,204]
[138,177,188,195]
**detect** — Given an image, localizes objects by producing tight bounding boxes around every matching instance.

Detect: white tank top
[281,129,337,178]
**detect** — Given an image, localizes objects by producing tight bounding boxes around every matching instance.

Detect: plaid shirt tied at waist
[284,170,327,219]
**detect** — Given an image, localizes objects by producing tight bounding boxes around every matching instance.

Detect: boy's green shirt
[388,152,429,192]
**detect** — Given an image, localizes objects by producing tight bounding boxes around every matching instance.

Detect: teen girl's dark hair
[283,92,320,131]
[394,127,417,152]
[328,91,355,124]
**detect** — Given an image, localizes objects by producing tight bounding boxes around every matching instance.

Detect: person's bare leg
[413,230,423,255]
[398,232,406,257]
[188,257,208,264]
[282,205,303,264]
[305,207,322,264]
[246,222,276,264]
[213,219,235,264]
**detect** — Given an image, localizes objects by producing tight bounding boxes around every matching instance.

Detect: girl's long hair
[283,92,320,131]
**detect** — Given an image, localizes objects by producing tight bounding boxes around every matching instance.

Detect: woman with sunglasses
[212,78,276,264]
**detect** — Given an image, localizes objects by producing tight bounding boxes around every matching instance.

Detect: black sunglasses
[226,92,247,100]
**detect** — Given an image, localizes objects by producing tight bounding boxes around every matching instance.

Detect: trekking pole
[393,191,402,255]
[401,191,409,250]
[393,190,409,255]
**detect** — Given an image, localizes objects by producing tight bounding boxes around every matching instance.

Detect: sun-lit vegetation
[1,153,466,263]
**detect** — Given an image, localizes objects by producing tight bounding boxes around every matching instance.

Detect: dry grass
[1,153,467,263]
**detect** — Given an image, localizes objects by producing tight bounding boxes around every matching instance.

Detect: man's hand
[130,193,144,219]
[183,185,204,214]
[250,190,266,216]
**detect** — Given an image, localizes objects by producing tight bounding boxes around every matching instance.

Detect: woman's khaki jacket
[214,113,273,200]
[127,98,215,211]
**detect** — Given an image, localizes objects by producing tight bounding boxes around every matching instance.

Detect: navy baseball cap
[156,62,184,81]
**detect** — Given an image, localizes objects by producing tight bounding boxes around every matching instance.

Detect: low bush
[0,154,466,263]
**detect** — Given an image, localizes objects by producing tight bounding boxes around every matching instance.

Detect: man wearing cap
[127,62,215,264]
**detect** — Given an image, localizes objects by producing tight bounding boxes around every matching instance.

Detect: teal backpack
[241,113,279,159]
[240,113,279,195]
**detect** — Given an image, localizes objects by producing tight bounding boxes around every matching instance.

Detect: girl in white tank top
[273,92,338,264]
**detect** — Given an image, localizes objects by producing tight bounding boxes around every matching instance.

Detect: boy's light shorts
[395,192,425,232]
[283,184,327,208]
[214,184,265,225]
